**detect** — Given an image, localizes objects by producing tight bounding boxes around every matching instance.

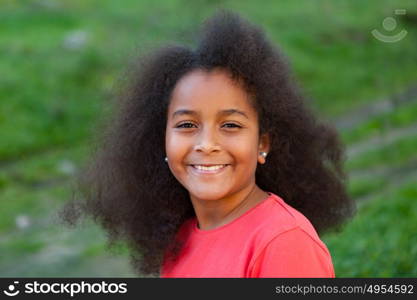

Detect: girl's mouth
[189,164,230,174]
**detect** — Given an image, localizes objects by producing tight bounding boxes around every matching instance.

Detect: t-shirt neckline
[192,192,275,235]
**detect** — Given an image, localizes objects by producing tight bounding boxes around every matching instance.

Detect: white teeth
[193,165,226,171]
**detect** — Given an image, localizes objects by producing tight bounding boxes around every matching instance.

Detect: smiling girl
[62,10,355,277]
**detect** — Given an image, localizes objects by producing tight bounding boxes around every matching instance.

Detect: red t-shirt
[161,192,335,278]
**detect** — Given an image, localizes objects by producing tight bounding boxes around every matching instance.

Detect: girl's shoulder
[250,192,328,253]
[247,193,334,277]
[268,193,318,233]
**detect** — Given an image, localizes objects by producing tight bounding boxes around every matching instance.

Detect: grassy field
[1,0,416,277]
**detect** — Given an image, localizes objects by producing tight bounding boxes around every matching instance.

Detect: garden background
[1,0,416,277]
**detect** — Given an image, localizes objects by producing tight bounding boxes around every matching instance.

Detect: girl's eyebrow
[172,109,249,119]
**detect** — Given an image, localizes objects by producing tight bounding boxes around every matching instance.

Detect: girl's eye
[176,122,196,128]
[222,123,241,129]
[175,122,242,129]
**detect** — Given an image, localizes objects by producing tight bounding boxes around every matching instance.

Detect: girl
[62,10,355,277]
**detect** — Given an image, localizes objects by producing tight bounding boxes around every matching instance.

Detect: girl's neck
[190,184,269,231]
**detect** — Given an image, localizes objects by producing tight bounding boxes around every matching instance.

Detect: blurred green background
[1,0,416,277]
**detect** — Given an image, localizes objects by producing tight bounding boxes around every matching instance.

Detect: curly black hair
[61,9,356,277]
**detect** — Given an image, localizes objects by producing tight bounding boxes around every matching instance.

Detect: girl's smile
[188,163,230,175]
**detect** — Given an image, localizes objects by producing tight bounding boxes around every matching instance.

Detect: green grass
[1,0,417,277]
[0,144,88,190]
[347,176,389,199]
[0,182,67,233]
[323,180,417,277]
[341,99,417,145]
[346,135,417,170]
[0,217,135,277]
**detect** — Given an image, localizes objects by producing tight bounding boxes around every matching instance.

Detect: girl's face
[165,68,269,202]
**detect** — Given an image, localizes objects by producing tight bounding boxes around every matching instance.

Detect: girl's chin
[188,189,230,202]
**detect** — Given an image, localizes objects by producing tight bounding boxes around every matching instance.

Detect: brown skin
[165,68,270,230]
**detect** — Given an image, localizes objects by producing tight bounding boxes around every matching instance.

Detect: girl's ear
[258,133,271,164]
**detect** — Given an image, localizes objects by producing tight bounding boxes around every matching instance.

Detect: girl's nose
[193,127,221,153]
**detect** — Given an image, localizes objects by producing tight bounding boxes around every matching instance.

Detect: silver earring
[165,157,168,162]
[260,152,267,158]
